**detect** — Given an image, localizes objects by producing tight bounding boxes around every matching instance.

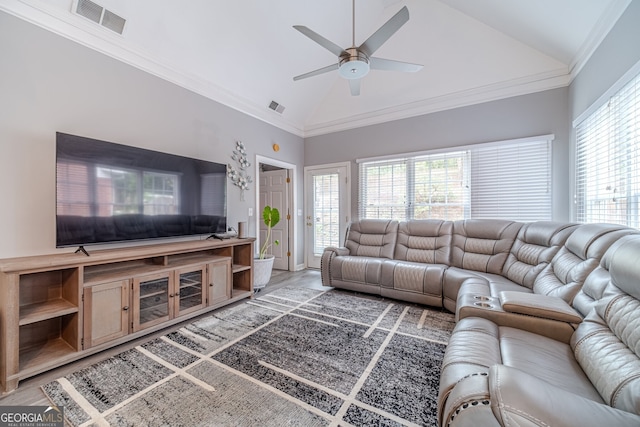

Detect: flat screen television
[56,132,227,248]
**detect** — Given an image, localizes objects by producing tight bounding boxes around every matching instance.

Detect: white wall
[305,88,571,221]
[0,11,304,259]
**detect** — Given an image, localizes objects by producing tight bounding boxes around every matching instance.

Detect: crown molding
[569,0,632,80]
[303,69,571,137]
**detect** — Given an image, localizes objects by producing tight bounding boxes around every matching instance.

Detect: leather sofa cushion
[487,365,640,427]
[440,318,602,405]
[573,261,616,318]
[573,287,640,414]
[394,219,452,264]
[330,256,385,285]
[533,224,636,303]
[499,291,582,323]
[344,219,398,259]
[497,326,602,402]
[380,260,446,297]
[501,221,577,288]
[450,219,522,273]
[608,235,640,300]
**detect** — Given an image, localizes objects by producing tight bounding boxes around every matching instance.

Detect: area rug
[42,286,455,427]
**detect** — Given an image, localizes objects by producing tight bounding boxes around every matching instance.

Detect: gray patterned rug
[42,286,454,426]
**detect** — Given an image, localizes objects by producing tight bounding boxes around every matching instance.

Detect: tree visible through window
[359,151,469,221]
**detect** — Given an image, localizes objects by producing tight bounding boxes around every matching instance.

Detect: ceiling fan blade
[293,25,347,57]
[349,78,361,96]
[370,57,423,72]
[293,63,339,81]
[358,6,409,57]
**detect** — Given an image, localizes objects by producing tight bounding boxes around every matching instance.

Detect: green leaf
[262,205,280,227]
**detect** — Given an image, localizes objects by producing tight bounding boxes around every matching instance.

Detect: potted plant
[253,205,280,290]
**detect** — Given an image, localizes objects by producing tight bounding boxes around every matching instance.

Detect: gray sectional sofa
[320,218,640,426]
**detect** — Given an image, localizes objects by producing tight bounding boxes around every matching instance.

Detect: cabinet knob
[123,306,129,311]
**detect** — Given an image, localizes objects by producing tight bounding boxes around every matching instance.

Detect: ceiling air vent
[102,9,126,34]
[76,0,102,23]
[268,100,285,114]
[74,0,126,35]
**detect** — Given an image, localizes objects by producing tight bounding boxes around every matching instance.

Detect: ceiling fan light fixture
[339,48,369,80]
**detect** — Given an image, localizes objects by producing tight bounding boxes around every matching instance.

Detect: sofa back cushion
[344,219,399,259]
[533,223,636,303]
[394,220,453,264]
[572,236,629,317]
[450,219,522,273]
[502,221,577,288]
[572,235,640,415]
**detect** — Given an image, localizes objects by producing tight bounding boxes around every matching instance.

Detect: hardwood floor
[0,268,323,406]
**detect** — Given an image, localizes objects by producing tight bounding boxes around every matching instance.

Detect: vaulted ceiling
[2,0,632,137]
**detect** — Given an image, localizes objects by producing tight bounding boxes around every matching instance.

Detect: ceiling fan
[293,0,423,96]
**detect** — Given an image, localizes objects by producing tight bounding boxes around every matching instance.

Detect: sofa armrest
[442,365,640,427]
[499,291,583,323]
[324,246,350,257]
[489,365,640,427]
[320,246,350,286]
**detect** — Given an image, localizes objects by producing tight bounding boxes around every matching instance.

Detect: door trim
[255,155,296,271]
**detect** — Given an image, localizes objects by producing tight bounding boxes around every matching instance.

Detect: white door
[259,169,288,270]
[305,164,350,269]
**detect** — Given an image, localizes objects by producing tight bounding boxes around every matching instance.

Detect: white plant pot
[253,255,275,289]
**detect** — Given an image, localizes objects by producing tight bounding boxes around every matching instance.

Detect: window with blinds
[575,70,640,227]
[359,152,469,221]
[471,139,551,221]
[358,136,552,222]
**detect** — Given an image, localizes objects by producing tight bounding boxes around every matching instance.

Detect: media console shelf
[0,238,254,395]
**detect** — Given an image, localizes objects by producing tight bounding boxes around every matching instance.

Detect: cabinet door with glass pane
[174,265,206,317]
[132,272,172,332]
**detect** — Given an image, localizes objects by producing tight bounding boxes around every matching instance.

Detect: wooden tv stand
[0,238,255,395]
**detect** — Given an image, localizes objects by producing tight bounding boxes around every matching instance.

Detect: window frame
[357,135,553,222]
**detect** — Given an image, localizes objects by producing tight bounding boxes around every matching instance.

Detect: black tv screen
[56,132,227,247]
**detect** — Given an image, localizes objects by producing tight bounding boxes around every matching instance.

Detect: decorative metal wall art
[227,140,252,200]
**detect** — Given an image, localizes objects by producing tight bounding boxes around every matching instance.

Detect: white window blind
[358,136,552,222]
[575,70,640,227]
[471,139,551,221]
